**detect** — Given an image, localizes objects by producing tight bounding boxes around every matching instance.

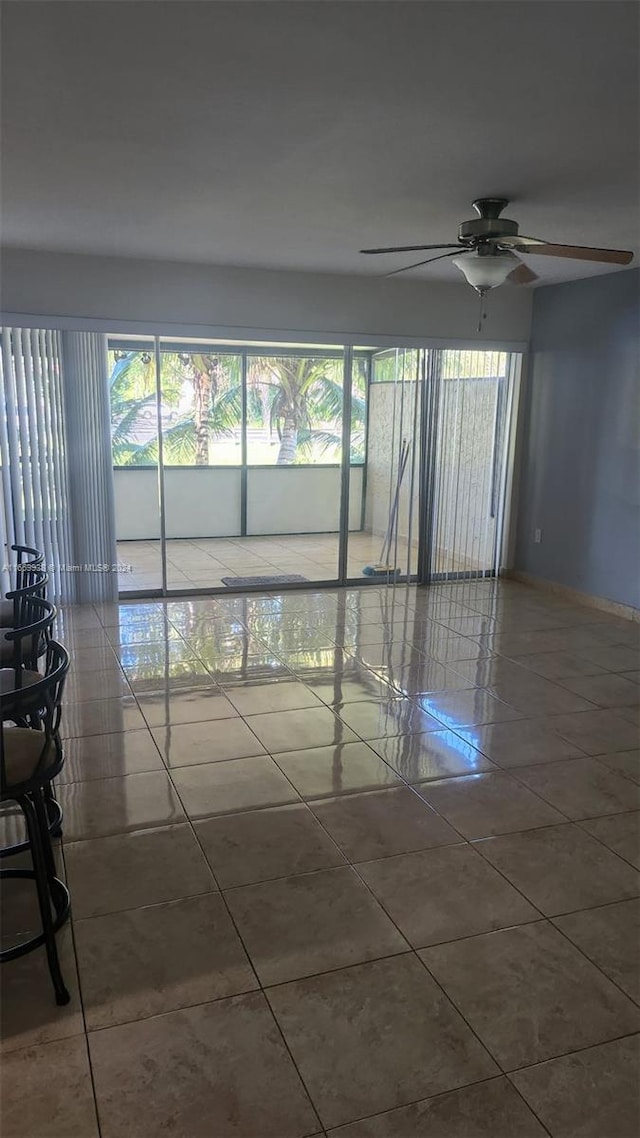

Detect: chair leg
[21,795,70,1006]
[44,783,62,837]
[33,791,63,908]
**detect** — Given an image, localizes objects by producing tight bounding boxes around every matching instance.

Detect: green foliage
[371,349,508,384]
[440,350,508,380]
[110,352,157,466]
[109,350,242,466]
[371,349,419,384]
[110,348,367,467]
[248,355,366,465]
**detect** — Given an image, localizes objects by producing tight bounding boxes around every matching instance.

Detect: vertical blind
[62,332,118,603]
[0,328,73,600]
[0,327,117,603]
[429,349,516,580]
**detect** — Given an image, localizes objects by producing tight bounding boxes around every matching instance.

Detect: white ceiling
[1,0,638,285]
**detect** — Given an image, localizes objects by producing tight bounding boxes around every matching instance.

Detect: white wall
[115,469,160,539]
[247,466,363,535]
[1,248,532,344]
[114,465,364,540]
[164,468,242,539]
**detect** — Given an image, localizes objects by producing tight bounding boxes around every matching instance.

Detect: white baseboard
[507,570,640,624]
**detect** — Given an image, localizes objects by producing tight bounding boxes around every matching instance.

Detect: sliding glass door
[110,337,367,595]
[108,335,520,597]
[159,345,243,591]
[244,349,347,586]
[109,339,163,594]
[427,349,517,580]
[346,348,422,584]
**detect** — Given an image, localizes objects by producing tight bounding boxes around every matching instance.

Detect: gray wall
[0,247,531,344]
[516,269,639,609]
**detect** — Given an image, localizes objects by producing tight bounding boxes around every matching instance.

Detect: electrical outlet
[534,528,542,544]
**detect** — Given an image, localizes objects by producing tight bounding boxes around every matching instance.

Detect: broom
[362,438,410,576]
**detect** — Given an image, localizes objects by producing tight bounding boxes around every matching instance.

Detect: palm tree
[109,350,241,466]
[172,353,231,465]
[110,351,158,465]
[110,350,366,467]
[248,356,354,465]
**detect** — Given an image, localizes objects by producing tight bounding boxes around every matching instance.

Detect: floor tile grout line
[502,1076,554,1138]
[70,886,223,927]
[409,900,640,1016]
[80,982,265,1040]
[63,656,551,1129]
[60,686,632,784]
[336,835,553,956]
[264,685,571,837]
[185,746,564,1001]
[57,830,104,1138]
[482,749,640,825]
[571,816,640,873]
[547,918,640,1010]
[81,951,421,1038]
[171,789,326,1134]
[61,810,638,923]
[215,688,640,1020]
[70,614,637,682]
[56,703,637,848]
[317,1073,554,1138]
[409,942,521,1083]
[414,938,640,1086]
[432,896,640,1016]
[469,818,640,905]
[79,1031,104,1138]
[31,596,637,1128]
[501,1026,640,1077]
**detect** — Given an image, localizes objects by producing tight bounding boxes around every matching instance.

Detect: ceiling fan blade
[497,235,546,248]
[508,262,539,285]
[513,241,633,265]
[361,243,461,255]
[385,250,463,278]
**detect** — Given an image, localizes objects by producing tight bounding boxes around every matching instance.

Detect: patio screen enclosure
[111,337,522,597]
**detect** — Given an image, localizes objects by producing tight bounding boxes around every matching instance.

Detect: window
[109,347,158,467]
[246,353,345,465]
[108,347,244,467]
[160,351,242,466]
[350,355,368,464]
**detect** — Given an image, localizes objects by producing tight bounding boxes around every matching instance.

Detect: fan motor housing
[458,216,519,243]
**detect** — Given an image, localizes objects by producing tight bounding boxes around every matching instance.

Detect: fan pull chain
[477,289,488,333]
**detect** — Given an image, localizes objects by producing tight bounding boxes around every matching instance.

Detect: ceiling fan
[360,198,634,294]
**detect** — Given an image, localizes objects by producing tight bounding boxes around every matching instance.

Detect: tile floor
[117,532,422,592]
[1,578,639,1137]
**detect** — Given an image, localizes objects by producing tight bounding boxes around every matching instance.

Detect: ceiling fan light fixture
[451,249,518,292]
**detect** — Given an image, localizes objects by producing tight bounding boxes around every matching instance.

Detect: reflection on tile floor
[2,579,639,1137]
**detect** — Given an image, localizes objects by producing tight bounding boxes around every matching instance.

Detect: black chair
[0,589,55,691]
[1,596,61,856]
[0,545,45,628]
[0,641,71,1005]
[13,543,45,575]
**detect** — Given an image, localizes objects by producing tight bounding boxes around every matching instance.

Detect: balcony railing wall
[114,464,365,540]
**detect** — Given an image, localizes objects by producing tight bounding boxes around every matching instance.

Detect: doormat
[221,574,309,588]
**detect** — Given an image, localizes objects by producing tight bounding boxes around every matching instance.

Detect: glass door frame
[110,333,523,599]
[112,336,372,598]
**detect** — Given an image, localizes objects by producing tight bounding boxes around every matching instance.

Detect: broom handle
[380,443,402,563]
[380,439,410,564]
[383,440,409,561]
